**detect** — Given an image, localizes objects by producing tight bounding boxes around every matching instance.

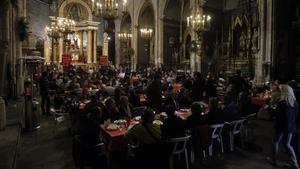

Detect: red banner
[99,56,108,66]
[62,54,72,66]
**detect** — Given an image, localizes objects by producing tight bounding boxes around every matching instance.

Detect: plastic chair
[72,135,107,169]
[50,108,70,134]
[224,119,245,151]
[167,135,191,169]
[242,113,257,142]
[203,123,224,157]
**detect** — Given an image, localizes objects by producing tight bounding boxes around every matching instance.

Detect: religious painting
[64,3,88,21]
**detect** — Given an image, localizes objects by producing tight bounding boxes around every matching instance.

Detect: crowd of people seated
[35,65,300,169]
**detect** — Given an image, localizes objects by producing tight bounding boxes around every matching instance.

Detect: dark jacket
[187,113,207,129]
[223,101,241,122]
[39,76,49,96]
[192,78,205,101]
[161,115,187,140]
[275,100,298,133]
[146,80,162,111]
[119,104,135,118]
[207,107,224,124]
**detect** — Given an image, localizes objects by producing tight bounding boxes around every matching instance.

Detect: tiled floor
[1,113,297,169]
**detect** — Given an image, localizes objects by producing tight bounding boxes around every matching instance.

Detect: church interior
[1,0,300,169]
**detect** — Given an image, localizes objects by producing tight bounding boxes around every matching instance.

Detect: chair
[242,113,257,142]
[203,124,224,157]
[50,108,70,134]
[72,135,107,169]
[224,119,245,151]
[166,135,191,169]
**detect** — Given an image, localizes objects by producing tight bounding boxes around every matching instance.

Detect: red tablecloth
[100,125,128,138]
[250,95,271,106]
[172,83,182,91]
[100,124,129,151]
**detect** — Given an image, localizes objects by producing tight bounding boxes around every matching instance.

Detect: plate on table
[106,124,120,131]
[153,120,163,126]
[134,116,141,121]
[114,119,127,125]
[180,109,189,112]
[161,112,167,117]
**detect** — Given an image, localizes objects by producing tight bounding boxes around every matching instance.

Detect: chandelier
[92,0,127,20]
[140,28,153,39]
[186,0,211,36]
[118,32,132,41]
[45,17,76,40]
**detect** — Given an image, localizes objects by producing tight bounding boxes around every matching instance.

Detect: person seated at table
[114,87,122,106]
[125,108,161,146]
[103,98,121,122]
[164,86,180,110]
[187,102,207,129]
[83,95,106,122]
[125,108,162,169]
[223,97,241,122]
[207,97,224,124]
[74,106,104,169]
[127,87,140,107]
[161,105,186,140]
[177,86,193,109]
[78,106,103,145]
[119,96,135,118]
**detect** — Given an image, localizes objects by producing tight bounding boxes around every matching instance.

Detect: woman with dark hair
[187,102,206,129]
[161,105,186,140]
[119,96,135,118]
[207,97,224,124]
[104,98,121,122]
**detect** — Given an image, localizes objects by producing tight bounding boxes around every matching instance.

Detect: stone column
[190,52,196,73]
[58,38,63,63]
[115,19,121,67]
[79,31,83,57]
[256,0,265,83]
[44,37,51,63]
[87,30,92,64]
[265,0,273,81]
[93,30,97,63]
[132,25,138,71]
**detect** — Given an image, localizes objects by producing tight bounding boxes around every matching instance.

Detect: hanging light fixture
[91,0,127,20]
[140,28,153,39]
[186,0,211,37]
[118,32,132,42]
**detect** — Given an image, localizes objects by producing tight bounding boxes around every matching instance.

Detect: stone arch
[136,1,155,67]
[119,13,132,65]
[163,0,182,68]
[59,0,92,21]
[120,13,132,32]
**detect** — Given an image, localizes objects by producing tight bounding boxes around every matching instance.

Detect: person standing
[39,71,50,116]
[269,83,299,169]
[146,74,162,111]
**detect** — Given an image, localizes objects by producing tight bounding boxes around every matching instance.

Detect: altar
[44,1,101,68]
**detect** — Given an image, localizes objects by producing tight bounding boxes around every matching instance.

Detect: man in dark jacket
[192,72,205,102]
[40,71,50,115]
[146,74,162,111]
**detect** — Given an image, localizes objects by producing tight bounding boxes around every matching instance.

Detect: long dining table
[100,109,193,151]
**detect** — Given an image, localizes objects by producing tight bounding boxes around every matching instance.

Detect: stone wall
[27,0,50,41]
